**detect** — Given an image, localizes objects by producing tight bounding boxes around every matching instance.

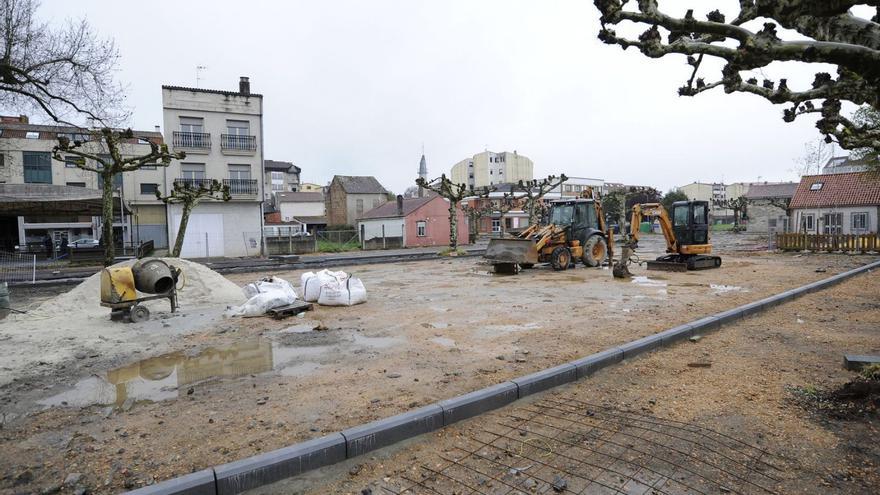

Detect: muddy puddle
[33,330,403,413]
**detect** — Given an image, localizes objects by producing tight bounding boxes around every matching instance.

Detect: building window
[270,171,284,191]
[0,154,5,167]
[179,117,204,134]
[810,182,823,191]
[852,212,868,232]
[822,212,842,234]
[228,164,251,180]
[491,219,501,233]
[140,183,159,195]
[356,198,364,215]
[66,182,86,188]
[802,213,815,231]
[64,155,85,168]
[181,163,206,180]
[226,120,250,136]
[25,131,39,139]
[23,151,52,183]
[416,221,426,237]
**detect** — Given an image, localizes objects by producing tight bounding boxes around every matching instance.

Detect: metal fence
[776,233,880,253]
[318,230,360,251]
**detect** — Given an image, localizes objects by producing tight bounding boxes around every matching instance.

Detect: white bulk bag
[317,277,367,306]
[302,269,347,302]
[228,276,298,317]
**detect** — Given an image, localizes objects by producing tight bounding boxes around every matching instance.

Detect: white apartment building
[0,115,167,252]
[450,150,534,188]
[162,78,265,257]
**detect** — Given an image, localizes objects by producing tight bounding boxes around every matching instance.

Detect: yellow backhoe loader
[484,189,613,274]
[613,201,721,278]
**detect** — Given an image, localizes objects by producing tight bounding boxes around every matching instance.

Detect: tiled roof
[0,122,163,143]
[789,172,880,209]
[162,85,263,98]
[743,182,798,200]
[333,175,388,194]
[275,191,324,203]
[358,196,435,220]
[264,159,300,173]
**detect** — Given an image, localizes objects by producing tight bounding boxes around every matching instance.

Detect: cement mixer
[100,258,181,322]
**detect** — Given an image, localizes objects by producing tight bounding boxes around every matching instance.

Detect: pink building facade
[357,195,469,248]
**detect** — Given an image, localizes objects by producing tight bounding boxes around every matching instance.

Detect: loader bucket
[484,238,539,265]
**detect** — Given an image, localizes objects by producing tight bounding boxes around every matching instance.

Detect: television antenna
[196,65,208,87]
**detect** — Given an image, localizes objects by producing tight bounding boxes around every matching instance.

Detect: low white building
[162,77,265,257]
[790,172,880,234]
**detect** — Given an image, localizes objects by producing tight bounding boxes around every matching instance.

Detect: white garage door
[171,213,224,258]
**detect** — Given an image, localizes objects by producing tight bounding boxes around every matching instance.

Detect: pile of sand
[10,258,244,322]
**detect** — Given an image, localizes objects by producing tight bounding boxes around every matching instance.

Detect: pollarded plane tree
[513,174,568,227]
[156,179,231,258]
[593,1,880,156]
[52,129,185,266]
[415,175,493,250]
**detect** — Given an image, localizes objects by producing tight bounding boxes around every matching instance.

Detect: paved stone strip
[125,259,880,495]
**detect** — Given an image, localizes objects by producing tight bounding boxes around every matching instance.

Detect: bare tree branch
[0,0,126,125]
[593,0,880,154]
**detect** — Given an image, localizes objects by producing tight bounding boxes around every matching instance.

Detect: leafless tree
[415,175,493,250]
[52,129,184,266]
[488,193,523,237]
[793,138,835,176]
[513,174,568,226]
[0,0,125,124]
[156,180,231,258]
[402,185,420,199]
[713,196,749,231]
[593,1,880,155]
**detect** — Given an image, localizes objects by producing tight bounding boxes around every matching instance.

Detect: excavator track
[647,254,722,272]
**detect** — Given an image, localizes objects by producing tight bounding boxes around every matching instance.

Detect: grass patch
[316,240,360,253]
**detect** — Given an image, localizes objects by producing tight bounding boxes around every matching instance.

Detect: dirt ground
[0,234,877,494]
[292,264,880,495]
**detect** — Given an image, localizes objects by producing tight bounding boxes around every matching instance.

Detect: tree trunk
[101,172,115,267]
[172,200,194,257]
[448,201,458,249]
[527,198,538,227]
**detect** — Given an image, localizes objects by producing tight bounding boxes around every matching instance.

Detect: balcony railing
[173,178,215,190]
[172,131,211,149]
[220,134,257,152]
[224,178,258,196]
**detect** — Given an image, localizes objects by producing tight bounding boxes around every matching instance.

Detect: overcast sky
[38,0,866,194]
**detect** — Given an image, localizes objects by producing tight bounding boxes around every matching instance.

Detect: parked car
[70,238,100,249]
[292,231,312,238]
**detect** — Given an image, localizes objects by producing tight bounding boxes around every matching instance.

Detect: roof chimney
[239,76,250,95]
[397,195,404,216]
[154,125,161,133]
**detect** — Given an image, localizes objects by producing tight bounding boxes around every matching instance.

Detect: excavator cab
[670,200,709,248]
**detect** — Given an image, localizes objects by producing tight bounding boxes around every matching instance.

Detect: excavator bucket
[484,238,539,267]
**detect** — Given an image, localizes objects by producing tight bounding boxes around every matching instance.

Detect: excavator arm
[628,203,679,254]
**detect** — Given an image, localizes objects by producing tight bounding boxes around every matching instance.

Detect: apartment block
[0,115,167,251]
[450,150,533,188]
[161,77,265,257]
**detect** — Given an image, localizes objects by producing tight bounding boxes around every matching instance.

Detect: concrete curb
[124,259,880,495]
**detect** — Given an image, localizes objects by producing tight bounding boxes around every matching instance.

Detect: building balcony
[220,134,257,154]
[172,178,258,197]
[172,131,211,152]
[224,178,258,196]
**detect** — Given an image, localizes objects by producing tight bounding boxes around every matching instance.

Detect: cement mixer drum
[131,258,178,294]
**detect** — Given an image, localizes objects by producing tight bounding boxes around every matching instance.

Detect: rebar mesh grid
[379,396,783,495]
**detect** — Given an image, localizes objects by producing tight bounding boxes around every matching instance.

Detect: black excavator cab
[670,200,710,247]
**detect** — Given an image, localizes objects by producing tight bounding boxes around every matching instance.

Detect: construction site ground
[0,233,877,494]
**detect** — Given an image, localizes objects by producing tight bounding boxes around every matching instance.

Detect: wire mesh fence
[0,251,38,284]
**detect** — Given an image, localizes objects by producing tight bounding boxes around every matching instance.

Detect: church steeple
[418,151,428,198]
